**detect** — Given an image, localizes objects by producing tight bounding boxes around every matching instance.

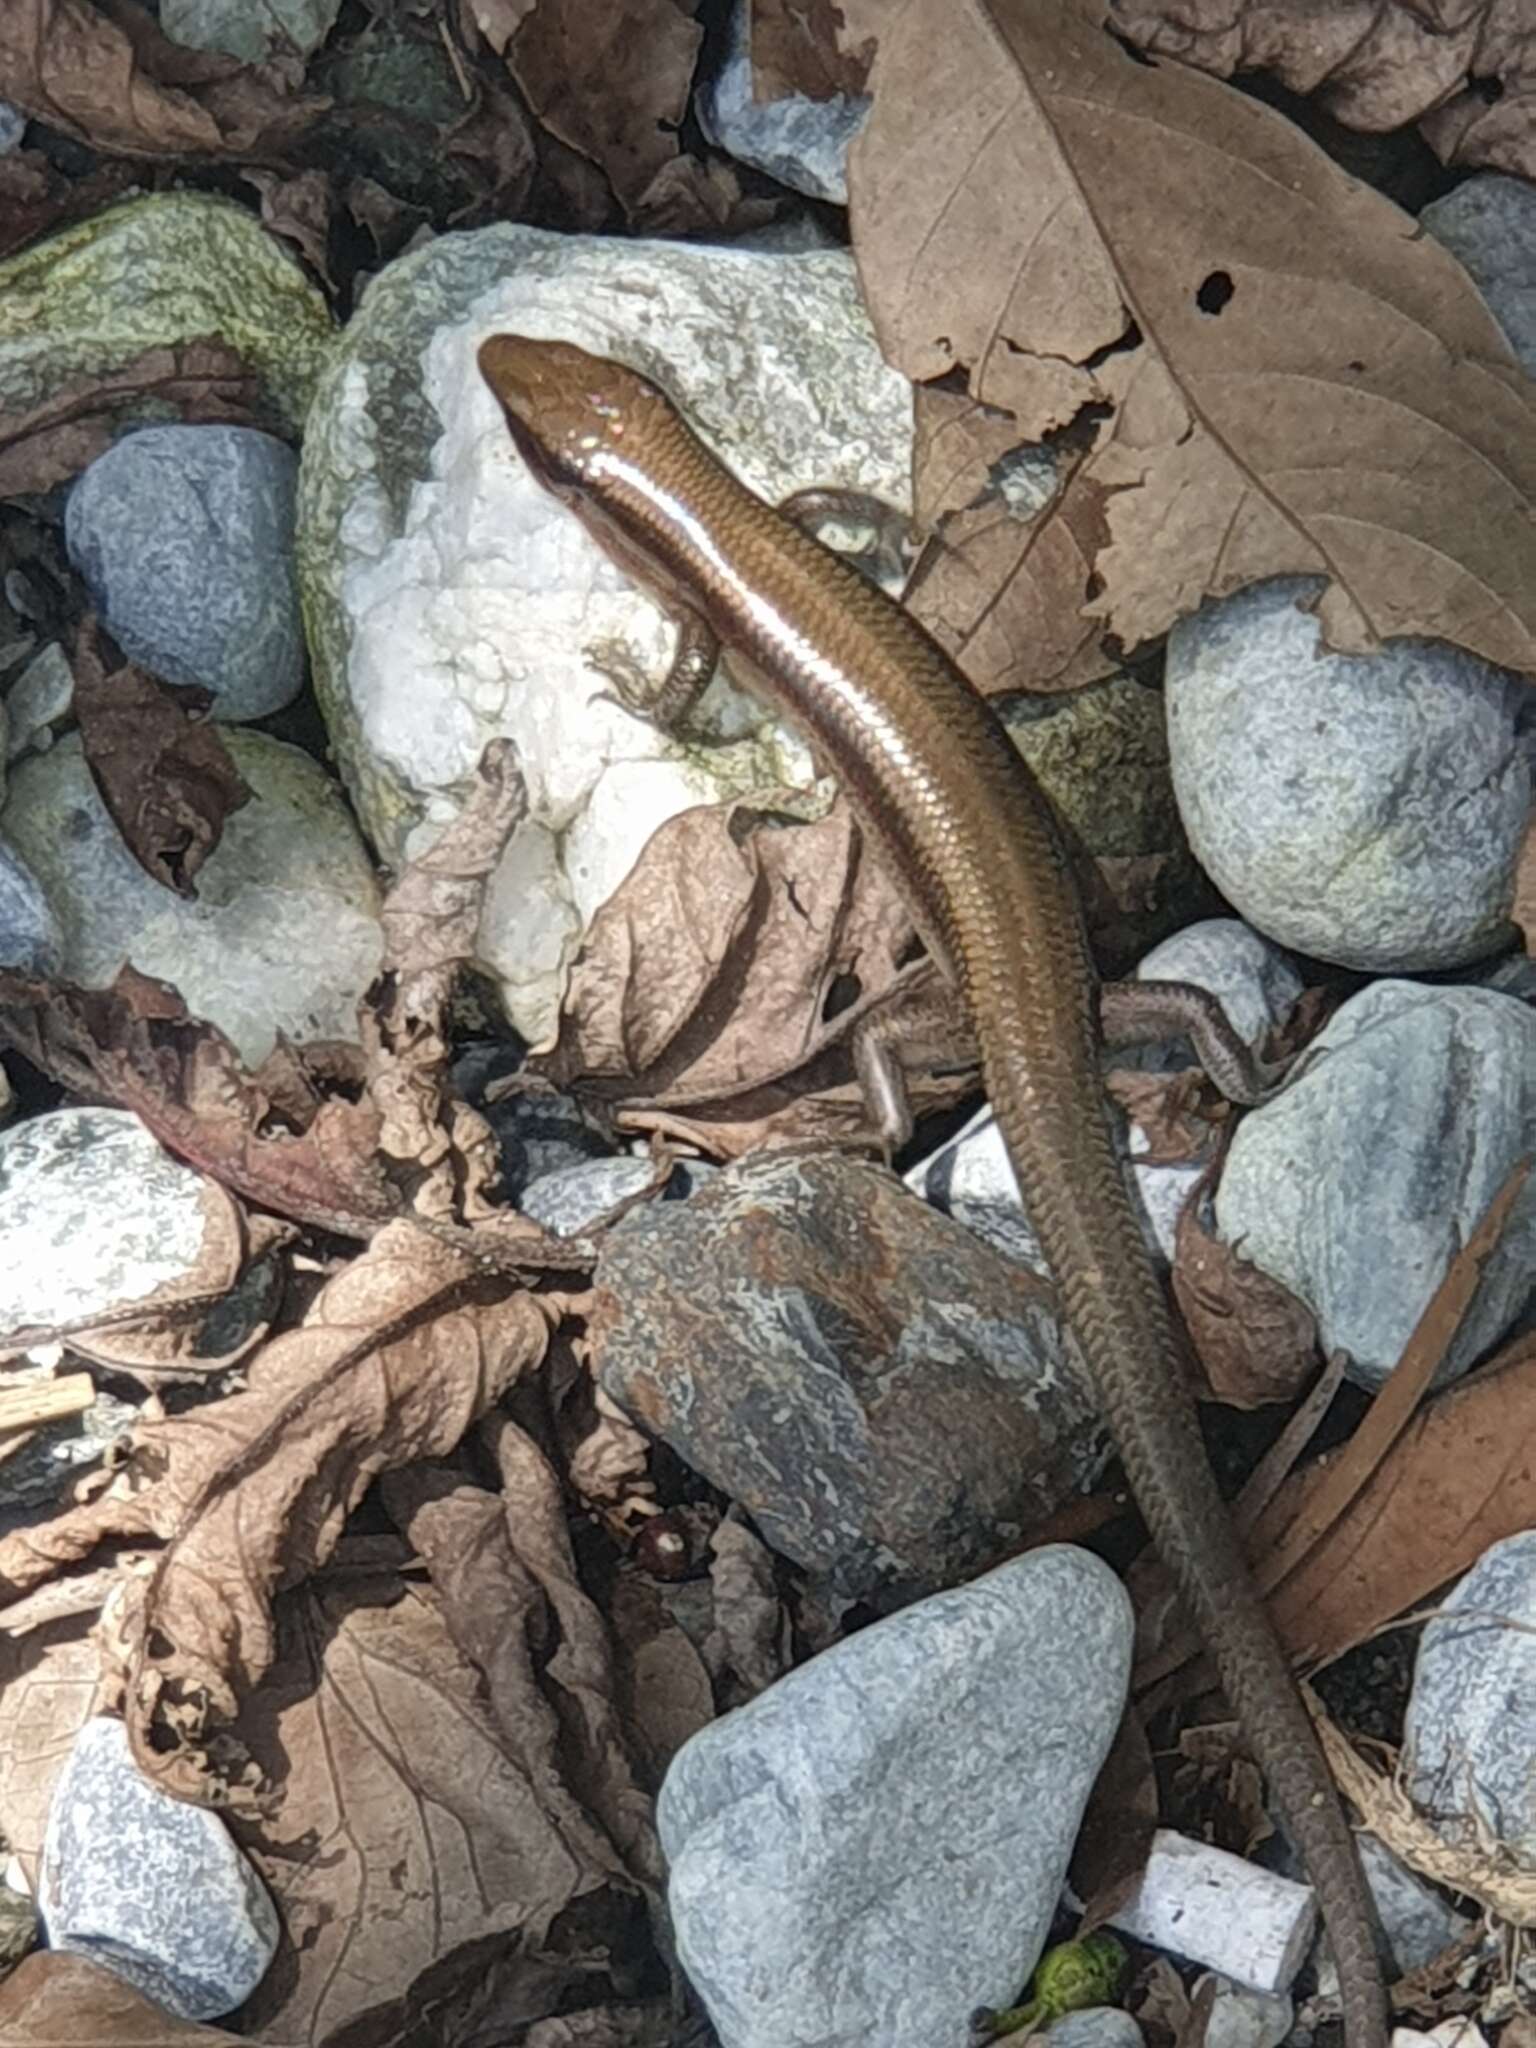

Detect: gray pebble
[520,1154,718,1237]
[1047,2010,1146,2048]
[1216,982,1536,1388]
[696,0,867,205]
[0,837,60,972]
[659,1546,1133,2048]
[1422,174,1536,375]
[1167,578,1530,971]
[40,1716,278,2020]
[65,425,304,720]
[1403,1529,1536,1865]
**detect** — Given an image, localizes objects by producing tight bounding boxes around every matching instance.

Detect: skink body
[478,334,1386,2048]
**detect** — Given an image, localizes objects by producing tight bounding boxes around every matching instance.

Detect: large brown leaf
[1110,0,1536,186]
[0,1221,561,1802]
[533,796,977,1154]
[0,1952,237,2046]
[73,616,253,899]
[850,0,1536,688]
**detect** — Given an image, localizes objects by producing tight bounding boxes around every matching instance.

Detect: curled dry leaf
[0,338,268,500]
[0,0,327,160]
[749,0,875,101]
[0,1221,559,1804]
[1170,1185,1319,1410]
[227,1577,652,2048]
[1110,0,1536,186]
[73,616,252,899]
[851,0,1536,688]
[535,796,975,1155]
[0,966,397,1236]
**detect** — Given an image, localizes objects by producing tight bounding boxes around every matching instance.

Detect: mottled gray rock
[1319,1836,1471,1986]
[1167,578,1530,970]
[66,425,304,720]
[1200,1981,1291,2048]
[1136,919,1302,1054]
[39,1716,278,2020]
[1422,174,1536,375]
[1216,983,1536,1388]
[0,193,331,442]
[595,1152,1104,1598]
[0,838,59,971]
[4,641,74,760]
[520,1154,718,1237]
[0,731,382,1064]
[297,223,909,1042]
[659,1546,1133,2048]
[697,0,868,204]
[1403,1530,1536,1865]
[160,0,341,63]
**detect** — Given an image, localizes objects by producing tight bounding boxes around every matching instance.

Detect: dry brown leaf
[501,0,702,218]
[0,1221,560,1807]
[607,1569,717,1782]
[1170,1183,1319,1409]
[382,1433,666,1905]
[851,0,1536,687]
[239,165,336,288]
[227,1577,651,2048]
[1111,0,1536,186]
[0,1951,237,2045]
[534,796,977,1154]
[699,1512,790,1706]
[1070,1704,1158,1932]
[0,339,270,500]
[749,0,875,101]
[0,966,398,1236]
[0,0,327,160]
[73,616,253,899]
[0,150,136,265]
[0,1613,101,1891]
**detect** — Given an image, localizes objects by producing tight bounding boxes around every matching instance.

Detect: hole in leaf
[1196,272,1234,315]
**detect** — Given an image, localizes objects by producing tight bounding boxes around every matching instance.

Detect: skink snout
[478,333,666,493]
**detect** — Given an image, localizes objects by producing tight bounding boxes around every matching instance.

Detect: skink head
[478,334,669,500]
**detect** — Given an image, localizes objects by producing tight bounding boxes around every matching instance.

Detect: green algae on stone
[0,192,334,438]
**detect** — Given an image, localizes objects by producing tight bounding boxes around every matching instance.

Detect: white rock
[1107,1831,1316,1994]
[1167,577,1530,971]
[298,224,911,1043]
[40,1715,278,2020]
[1215,982,1536,1388]
[0,730,382,1063]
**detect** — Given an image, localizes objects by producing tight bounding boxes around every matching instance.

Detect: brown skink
[478,334,1386,2047]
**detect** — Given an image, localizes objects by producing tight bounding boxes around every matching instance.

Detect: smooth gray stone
[39,1716,279,2020]
[1403,1529,1536,1865]
[66,424,304,720]
[1167,577,1530,972]
[1216,982,1536,1388]
[520,1153,717,1237]
[659,1546,1133,2048]
[1048,2011,1146,2048]
[0,837,60,971]
[1422,173,1536,375]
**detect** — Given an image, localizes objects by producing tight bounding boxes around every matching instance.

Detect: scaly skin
[479,334,1387,2048]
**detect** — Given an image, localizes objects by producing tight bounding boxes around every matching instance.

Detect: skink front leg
[586,604,720,730]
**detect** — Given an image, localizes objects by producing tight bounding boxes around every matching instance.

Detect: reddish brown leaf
[239,165,336,288]
[73,616,252,899]
[1170,1185,1319,1410]
[0,339,270,500]
[851,0,1536,686]
[749,0,875,101]
[1070,1705,1158,1931]
[502,0,702,217]
[0,150,137,264]
[0,1951,236,2045]
[0,966,397,1236]
[0,0,327,160]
